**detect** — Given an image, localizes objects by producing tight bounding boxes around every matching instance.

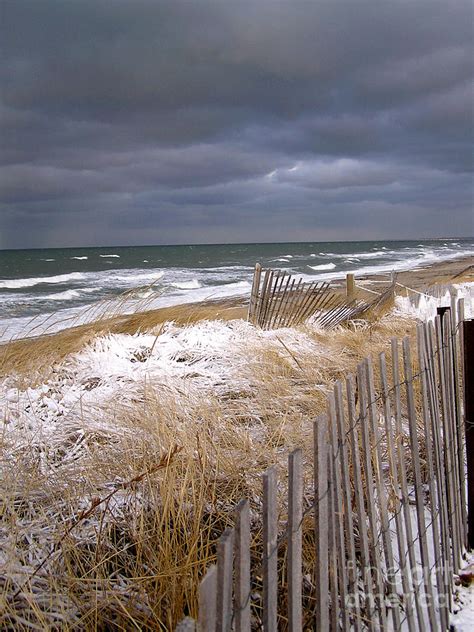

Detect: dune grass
[0,296,422,630]
[1,256,472,628]
[0,298,247,381]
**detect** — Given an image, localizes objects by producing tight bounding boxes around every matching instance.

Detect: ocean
[1,238,473,341]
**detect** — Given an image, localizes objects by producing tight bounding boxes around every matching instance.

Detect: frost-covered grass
[3,270,474,629]
[1,306,422,630]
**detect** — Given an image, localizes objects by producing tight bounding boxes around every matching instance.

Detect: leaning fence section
[177,299,468,631]
[247,263,396,330]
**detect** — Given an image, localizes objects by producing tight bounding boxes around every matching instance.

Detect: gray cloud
[0,0,472,248]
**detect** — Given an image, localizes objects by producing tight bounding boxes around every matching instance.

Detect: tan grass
[0,304,422,629]
[3,256,472,628]
[0,298,246,381]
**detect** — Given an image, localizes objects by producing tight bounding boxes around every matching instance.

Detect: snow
[1,319,325,469]
[395,283,474,321]
[451,554,474,631]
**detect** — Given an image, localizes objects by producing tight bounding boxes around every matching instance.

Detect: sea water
[1,238,473,340]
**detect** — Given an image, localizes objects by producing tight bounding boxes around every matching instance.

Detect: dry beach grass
[1,256,472,629]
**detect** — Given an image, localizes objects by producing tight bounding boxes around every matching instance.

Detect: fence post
[248,263,262,323]
[463,319,474,549]
[346,273,355,300]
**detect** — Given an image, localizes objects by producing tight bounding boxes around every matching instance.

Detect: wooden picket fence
[177,298,469,631]
[247,263,396,330]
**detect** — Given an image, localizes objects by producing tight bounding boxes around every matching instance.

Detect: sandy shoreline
[358,253,473,288]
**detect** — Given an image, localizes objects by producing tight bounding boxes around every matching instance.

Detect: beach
[1,252,473,628]
[1,252,472,375]
[1,238,473,343]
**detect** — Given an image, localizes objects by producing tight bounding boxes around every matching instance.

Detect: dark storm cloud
[0,0,472,248]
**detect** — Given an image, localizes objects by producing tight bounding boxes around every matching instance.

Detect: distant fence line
[177,297,471,631]
[247,263,396,330]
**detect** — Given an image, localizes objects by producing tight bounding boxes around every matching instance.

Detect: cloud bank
[1,0,473,248]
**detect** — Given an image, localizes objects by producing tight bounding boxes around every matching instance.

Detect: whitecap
[171,279,202,290]
[100,254,120,258]
[308,263,336,271]
[44,289,82,300]
[345,251,391,259]
[111,271,164,284]
[0,272,86,289]
[71,256,88,260]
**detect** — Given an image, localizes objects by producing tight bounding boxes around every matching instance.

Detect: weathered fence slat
[298,282,329,324]
[266,271,287,329]
[444,310,463,565]
[249,263,262,322]
[425,321,453,611]
[454,301,467,547]
[216,528,234,632]
[328,394,349,631]
[314,413,330,632]
[334,380,361,631]
[402,337,438,631]
[289,281,316,327]
[346,376,377,631]
[445,312,465,561]
[260,270,276,328]
[365,356,401,631]
[263,466,278,632]
[255,269,271,327]
[274,278,296,329]
[288,449,303,632]
[417,324,449,630]
[441,314,463,570]
[234,499,251,632]
[379,351,417,632]
[357,362,387,630]
[199,565,218,632]
[328,454,339,631]
[435,314,460,574]
[391,337,427,630]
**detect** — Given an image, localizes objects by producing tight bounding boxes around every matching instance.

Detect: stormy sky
[1,1,473,249]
